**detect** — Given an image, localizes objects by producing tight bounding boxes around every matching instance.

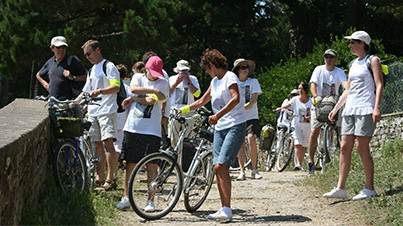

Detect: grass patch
[20,164,125,225]
[301,139,403,225]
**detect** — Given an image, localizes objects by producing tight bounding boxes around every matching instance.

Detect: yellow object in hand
[179,105,190,115]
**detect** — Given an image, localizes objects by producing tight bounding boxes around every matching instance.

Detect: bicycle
[128,107,215,220]
[314,121,340,173]
[40,94,100,191]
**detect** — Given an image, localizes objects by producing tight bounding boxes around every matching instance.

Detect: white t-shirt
[116,83,133,130]
[289,96,313,125]
[310,65,347,97]
[342,55,378,116]
[277,99,292,128]
[124,73,169,137]
[240,78,261,120]
[82,59,120,117]
[211,71,246,131]
[162,69,171,118]
[169,74,200,109]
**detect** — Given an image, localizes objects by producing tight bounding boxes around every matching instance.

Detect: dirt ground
[114,170,352,225]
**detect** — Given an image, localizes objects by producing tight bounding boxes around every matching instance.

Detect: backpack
[315,95,338,123]
[89,60,127,113]
[66,55,86,97]
[349,55,389,89]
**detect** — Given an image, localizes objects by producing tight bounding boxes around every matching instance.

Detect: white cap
[173,60,191,73]
[344,31,371,45]
[50,36,68,48]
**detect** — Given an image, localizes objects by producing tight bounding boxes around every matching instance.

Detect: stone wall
[371,112,403,152]
[0,99,49,225]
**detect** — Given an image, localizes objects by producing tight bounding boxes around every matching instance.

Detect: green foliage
[302,139,403,225]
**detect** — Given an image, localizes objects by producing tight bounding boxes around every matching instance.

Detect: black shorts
[246,119,260,137]
[119,131,161,164]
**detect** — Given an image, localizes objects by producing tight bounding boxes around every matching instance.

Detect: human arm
[130,83,165,101]
[132,96,156,106]
[63,70,87,82]
[36,72,49,92]
[328,78,350,121]
[371,57,384,123]
[179,85,211,114]
[245,93,260,110]
[89,84,119,97]
[276,103,291,112]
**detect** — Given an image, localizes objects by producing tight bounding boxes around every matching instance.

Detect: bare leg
[355,136,374,190]
[146,163,158,201]
[337,135,355,189]
[237,141,246,173]
[124,163,136,198]
[103,138,118,182]
[308,126,321,163]
[248,133,258,170]
[214,164,231,207]
[295,145,306,165]
[95,141,106,181]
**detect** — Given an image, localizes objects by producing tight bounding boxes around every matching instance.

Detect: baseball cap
[344,31,371,45]
[50,36,68,48]
[323,49,337,57]
[146,56,164,78]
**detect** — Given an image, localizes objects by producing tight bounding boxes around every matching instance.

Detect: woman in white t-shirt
[179,49,246,222]
[116,56,169,210]
[323,31,383,200]
[231,58,263,181]
[276,82,312,170]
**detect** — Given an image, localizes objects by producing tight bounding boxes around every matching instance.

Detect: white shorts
[88,112,118,142]
[293,123,311,147]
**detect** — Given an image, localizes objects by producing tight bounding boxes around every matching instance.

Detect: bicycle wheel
[276,133,294,172]
[325,125,339,163]
[265,135,278,171]
[184,151,214,212]
[128,152,183,220]
[229,138,251,171]
[83,136,96,191]
[53,139,88,191]
[314,128,327,172]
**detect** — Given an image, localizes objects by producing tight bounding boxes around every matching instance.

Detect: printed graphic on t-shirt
[322,83,332,96]
[175,87,188,105]
[301,108,311,123]
[212,97,225,114]
[244,85,251,104]
[89,76,105,90]
[132,102,153,118]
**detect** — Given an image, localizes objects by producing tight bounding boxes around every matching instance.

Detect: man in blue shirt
[36,36,87,100]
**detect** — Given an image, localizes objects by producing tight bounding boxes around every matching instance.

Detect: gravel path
[115,170,348,225]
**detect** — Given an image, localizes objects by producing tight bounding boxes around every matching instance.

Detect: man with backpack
[307,49,347,175]
[36,36,87,100]
[79,39,120,191]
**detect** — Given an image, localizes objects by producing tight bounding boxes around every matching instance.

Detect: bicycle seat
[199,129,213,143]
[82,120,92,131]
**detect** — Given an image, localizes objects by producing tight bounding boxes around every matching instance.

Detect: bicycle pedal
[90,157,100,164]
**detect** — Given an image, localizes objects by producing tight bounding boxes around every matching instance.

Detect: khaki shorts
[88,112,118,142]
[341,114,375,137]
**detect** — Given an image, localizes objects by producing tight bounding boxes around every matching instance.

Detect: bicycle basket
[315,95,338,123]
[259,123,275,150]
[55,117,83,138]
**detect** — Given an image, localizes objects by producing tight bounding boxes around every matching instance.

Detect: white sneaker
[293,164,303,171]
[323,187,347,198]
[251,169,262,179]
[352,189,377,201]
[236,172,246,181]
[207,207,232,222]
[144,200,155,212]
[116,197,130,210]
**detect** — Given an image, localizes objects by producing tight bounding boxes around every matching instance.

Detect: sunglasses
[52,46,65,49]
[239,65,249,70]
[324,55,335,59]
[349,40,361,45]
[84,51,92,57]
[179,71,189,74]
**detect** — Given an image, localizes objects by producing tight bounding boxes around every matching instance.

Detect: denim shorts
[213,122,246,166]
[341,114,375,137]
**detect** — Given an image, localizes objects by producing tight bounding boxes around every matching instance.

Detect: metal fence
[382,62,403,114]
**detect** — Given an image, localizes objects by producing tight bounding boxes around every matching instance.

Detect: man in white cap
[307,49,347,175]
[36,36,87,100]
[168,59,201,148]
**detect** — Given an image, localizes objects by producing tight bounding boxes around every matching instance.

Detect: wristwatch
[99,89,103,94]
[73,75,77,81]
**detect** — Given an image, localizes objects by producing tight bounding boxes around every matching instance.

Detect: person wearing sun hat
[36,35,87,100]
[307,48,348,175]
[168,59,201,148]
[231,58,263,181]
[116,55,169,211]
[323,31,383,201]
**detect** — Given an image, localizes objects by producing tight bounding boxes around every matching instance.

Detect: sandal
[100,180,116,191]
[94,179,105,188]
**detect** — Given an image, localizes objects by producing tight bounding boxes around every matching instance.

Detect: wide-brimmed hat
[288,89,299,99]
[146,56,164,78]
[231,58,256,74]
[344,31,371,45]
[50,36,68,48]
[173,60,191,73]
